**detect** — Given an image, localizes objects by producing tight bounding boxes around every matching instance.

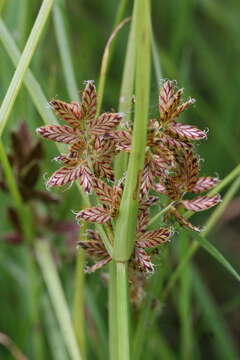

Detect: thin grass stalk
[96,0,129,116]
[114,9,136,179]
[36,240,82,360]
[116,262,130,359]
[42,295,69,360]
[53,1,79,101]
[0,0,54,136]
[0,333,28,360]
[109,262,118,360]
[73,249,86,360]
[96,16,131,116]
[178,236,193,360]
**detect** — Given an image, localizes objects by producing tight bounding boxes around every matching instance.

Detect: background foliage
[0,0,239,359]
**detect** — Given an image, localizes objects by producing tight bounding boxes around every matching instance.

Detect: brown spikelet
[47,166,83,187]
[70,139,86,153]
[54,154,79,166]
[159,81,177,123]
[167,122,207,141]
[137,209,149,233]
[93,159,114,181]
[151,154,172,176]
[81,81,97,121]
[154,183,167,194]
[174,210,202,232]
[79,166,93,193]
[86,257,111,273]
[182,194,221,212]
[140,196,158,209]
[86,229,102,242]
[161,134,192,153]
[191,176,220,194]
[137,228,171,248]
[36,125,81,144]
[49,100,81,128]
[92,178,114,206]
[90,113,123,135]
[153,143,175,165]
[140,161,155,197]
[164,177,181,200]
[171,97,195,119]
[76,207,111,224]
[78,240,108,257]
[132,248,154,273]
[184,150,200,191]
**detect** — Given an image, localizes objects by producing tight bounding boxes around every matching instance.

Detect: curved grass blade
[0,0,54,136]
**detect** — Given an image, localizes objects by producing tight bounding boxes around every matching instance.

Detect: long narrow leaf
[0,0,54,136]
[35,241,82,360]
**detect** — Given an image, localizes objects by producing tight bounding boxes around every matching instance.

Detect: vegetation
[0,1,239,359]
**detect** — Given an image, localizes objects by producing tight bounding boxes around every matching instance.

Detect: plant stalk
[116,262,130,360]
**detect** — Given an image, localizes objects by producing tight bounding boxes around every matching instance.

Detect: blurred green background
[0,0,239,359]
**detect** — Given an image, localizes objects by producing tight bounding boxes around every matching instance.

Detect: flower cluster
[36,80,221,278]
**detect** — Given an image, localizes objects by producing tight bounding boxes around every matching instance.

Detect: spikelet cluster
[36,80,221,281]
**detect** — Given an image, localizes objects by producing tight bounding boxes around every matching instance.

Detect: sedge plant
[36,74,221,360]
[1,1,240,359]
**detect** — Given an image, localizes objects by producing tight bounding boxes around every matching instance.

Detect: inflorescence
[36,80,221,277]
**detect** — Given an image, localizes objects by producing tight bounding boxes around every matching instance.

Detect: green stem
[148,201,176,228]
[114,9,136,179]
[116,262,130,360]
[73,250,86,360]
[0,0,54,136]
[109,262,118,360]
[113,0,151,261]
[36,240,82,360]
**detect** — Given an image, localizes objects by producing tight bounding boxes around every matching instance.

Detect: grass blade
[0,0,54,136]
[194,234,240,282]
[192,266,239,360]
[53,2,79,101]
[35,240,82,360]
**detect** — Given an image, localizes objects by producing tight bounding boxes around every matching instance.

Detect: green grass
[0,1,240,359]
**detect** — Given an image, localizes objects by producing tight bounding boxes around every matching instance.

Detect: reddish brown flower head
[36,81,123,192]
[155,150,221,231]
